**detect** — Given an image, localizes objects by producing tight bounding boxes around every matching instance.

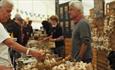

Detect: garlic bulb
[52,66,58,70]
[57,64,65,70]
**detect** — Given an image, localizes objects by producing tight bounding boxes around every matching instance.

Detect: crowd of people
[0,0,93,70]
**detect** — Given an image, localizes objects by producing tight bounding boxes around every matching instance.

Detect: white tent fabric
[11,0,55,20]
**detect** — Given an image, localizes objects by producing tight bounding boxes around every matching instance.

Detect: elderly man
[0,0,44,70]
[69,1,92,63]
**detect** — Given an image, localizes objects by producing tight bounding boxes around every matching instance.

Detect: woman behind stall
[48,15,65,58]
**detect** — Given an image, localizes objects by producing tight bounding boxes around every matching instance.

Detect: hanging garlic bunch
[102,15,115,51]
[104,16,114,36]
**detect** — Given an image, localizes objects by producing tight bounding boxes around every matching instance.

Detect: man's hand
[30,50,45,62]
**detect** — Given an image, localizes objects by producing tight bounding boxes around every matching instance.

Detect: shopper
[48,15,65,58]
[0,0,44,70]
[41,20,52,36]
[68,1,92,63]
[26,20,33,37]
[11,14,25,70]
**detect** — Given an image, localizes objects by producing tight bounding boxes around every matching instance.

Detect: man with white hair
[69,0,92,63]
[0,0,44,70]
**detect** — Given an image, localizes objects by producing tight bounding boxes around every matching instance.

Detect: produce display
[92,15,114,51]
[91,10,115,70]
[17,54,93,70]
[16,27,93,70]
[17,38,93,70]
[52,61,93,70]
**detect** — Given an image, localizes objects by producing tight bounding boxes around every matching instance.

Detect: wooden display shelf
[97,49,110,70]
[92,48,97,70]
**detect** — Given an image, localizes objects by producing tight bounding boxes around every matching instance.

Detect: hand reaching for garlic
[29,49,45,62]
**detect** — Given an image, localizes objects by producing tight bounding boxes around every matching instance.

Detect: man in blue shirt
[69,1,92,63]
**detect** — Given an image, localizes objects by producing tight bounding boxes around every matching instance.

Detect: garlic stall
[16,30,93,70]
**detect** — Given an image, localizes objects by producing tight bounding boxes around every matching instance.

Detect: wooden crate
[97,50,110,70]
[92,48,97,70]
[64,38,72,56]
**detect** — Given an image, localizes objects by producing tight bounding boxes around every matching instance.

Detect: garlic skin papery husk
[52,61,92,70]
[52,66,58,70]
[75,61,87,70]
[57,64,66,70]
